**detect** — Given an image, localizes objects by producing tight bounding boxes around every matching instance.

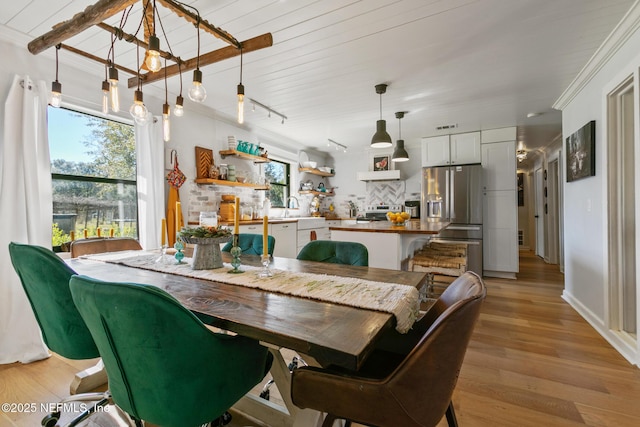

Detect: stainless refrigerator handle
[449,169,454,219]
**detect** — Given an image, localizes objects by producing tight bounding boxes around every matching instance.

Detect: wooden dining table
[67,251,429,427]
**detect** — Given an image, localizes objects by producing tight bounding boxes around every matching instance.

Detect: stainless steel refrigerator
[421,164,483,275]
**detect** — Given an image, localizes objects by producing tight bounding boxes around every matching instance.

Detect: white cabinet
[481,138,518,276]
[238,224,262,234]
[270,223,297,258]
[483,191,518,274]
[421,132,481,167]
[296,218,328,255]
[421,135,450,167]
[481,140,516,191]
[450,132,481,165]
[324,220,341,240]
[239,222,297,258]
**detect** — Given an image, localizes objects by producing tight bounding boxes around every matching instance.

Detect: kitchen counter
[330,221,450,270]
[329,220,449,235]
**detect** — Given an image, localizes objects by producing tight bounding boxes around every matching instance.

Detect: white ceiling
[0,0,635,158]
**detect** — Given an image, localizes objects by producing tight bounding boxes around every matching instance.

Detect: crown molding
[553,1,640,110]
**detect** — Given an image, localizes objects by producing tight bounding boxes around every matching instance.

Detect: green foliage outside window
[264,160,290,207]
[49,108,138,247]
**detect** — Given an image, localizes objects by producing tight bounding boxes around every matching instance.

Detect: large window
[48,107,137,247]
[264,159,290,208]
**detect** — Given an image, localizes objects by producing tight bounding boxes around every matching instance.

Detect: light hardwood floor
[1,251,639,427]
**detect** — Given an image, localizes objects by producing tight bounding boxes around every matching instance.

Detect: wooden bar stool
[408,242,468,298]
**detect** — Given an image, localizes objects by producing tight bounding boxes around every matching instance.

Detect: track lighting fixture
[248,98,286,123]
[328,139,347,153]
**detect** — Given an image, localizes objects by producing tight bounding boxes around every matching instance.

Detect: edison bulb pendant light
[162,103,171,142]
[188,69,206,102]
[145,35,162,72]
[174,95,184,117]
[101,80,110,114]
[237,83,245,124]
[50,80,62,108]
[129,90,148,124]
[108,66,120,112]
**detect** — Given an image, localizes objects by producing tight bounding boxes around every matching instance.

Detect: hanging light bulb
[129,90,148,124]
[237,83,245,124]
[145,35,162,72]
[50,81,62,108]
[392,111,409,162]
[101,80,110,114]
[188,17,206,103]
[371,84,392,148]
[236,47,245,124]
[188,69,207,102]
[174,95,184,117]
[50,44,62,108]
[108,65,120,112]
[162,103,171,142]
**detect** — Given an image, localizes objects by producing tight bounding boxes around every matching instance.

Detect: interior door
[534,167,545,258]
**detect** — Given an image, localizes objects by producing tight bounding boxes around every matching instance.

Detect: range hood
[357,170,401,181]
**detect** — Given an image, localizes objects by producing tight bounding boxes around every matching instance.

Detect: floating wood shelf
[219,150,270,163]
[298,190,335,197]
[194,178,269,190]
[298,167,335,177]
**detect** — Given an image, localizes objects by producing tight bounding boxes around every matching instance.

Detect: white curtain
[135,113,165,250]
[0,75,52,364]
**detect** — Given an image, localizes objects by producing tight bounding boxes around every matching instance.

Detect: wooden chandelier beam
[156,0,240,48]
[59,43,138,76]
[96,22,184,65]
[27,0,138,55]
[127,32,273,88]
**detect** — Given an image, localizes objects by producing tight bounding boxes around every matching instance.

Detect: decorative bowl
[302,161,317,169]
[386,212,410,226]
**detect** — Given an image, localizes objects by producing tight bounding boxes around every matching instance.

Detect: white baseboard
[483,270,517,279]
[562,290,638,366]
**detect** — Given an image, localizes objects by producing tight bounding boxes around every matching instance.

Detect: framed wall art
[566,120,596,182]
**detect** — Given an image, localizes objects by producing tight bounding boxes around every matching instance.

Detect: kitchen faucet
[284,196,299,218]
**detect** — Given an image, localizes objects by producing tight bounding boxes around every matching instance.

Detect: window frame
[48,106,138,245]
[265,159,291,208]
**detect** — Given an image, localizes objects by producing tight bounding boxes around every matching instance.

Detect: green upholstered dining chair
[291,271,486,427]
[221,233,275,255]
[69,275,273,427]
[296,240,368,266]
[8,242,111,427]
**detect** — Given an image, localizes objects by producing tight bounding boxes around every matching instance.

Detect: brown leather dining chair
[70,237,142,258]
[290,271,486,427]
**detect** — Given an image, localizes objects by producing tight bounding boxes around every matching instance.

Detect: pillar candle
[176,201,182,232]
[234,197,240,234]
[83,229,88,239]
[110,228,114,238]
[161,218,166,246]
[97,228,101,237]
[70,231,75,241]
[263,216,269,256]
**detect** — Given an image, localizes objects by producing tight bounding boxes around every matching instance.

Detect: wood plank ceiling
[0,0,635,158]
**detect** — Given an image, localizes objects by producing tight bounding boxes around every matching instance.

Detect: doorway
[546,159,560,264]
[534,167,545,259]
[607,75,636,342]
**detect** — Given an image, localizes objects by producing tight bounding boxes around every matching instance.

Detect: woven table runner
[82,251,419,333]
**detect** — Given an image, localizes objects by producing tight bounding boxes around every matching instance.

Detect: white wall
[557,3,640,364]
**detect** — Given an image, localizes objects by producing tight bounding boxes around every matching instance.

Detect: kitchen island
[330,221,449,270]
